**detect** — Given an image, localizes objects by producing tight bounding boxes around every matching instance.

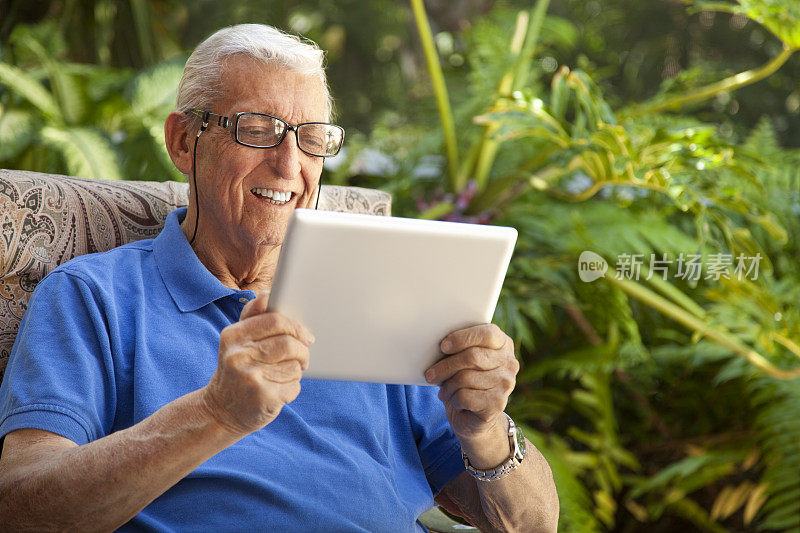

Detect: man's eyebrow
[242,109,325,124]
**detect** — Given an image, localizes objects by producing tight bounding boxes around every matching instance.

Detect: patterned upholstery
[0,169,391,381]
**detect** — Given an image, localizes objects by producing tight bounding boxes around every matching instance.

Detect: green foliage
[0,23,183,181]
[374,0,800,530]
[39,126,122,179]
[694,0,800,48]
[750,376,800,531]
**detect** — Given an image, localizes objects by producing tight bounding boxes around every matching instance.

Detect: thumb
[240,289,271,320]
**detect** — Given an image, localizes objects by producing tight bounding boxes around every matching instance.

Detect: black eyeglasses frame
[187,109,344,158]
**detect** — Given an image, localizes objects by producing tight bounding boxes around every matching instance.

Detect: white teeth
[251,188,292,204]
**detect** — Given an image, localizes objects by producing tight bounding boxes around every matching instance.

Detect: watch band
[461,412,526,482]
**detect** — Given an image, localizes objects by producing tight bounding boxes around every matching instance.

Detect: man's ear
[165,112,194,175]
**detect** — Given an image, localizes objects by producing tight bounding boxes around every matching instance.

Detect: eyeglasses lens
[298,124,344,157]
[236,114,284,148]
[236,113,343,156]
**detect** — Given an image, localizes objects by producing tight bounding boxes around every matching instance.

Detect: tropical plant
[0,22,185,181]
[355,0,800,530]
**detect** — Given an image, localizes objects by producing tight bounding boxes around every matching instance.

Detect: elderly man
[0,24,558,531]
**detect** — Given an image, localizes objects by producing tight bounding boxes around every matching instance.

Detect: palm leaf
[13,29,87,125]
[0,63,63,122]
[126,58,184,116]
[0,109,37,161]
[39,126,122,179]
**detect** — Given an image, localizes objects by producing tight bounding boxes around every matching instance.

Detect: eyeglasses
[188,109,345,158]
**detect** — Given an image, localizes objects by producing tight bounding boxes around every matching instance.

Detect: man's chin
[252,217,290,247]
[256,229,285,247]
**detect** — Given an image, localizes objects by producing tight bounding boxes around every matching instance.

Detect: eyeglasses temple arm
[189,109,230,134]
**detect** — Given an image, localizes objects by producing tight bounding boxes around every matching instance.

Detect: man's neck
[182,221,281,294]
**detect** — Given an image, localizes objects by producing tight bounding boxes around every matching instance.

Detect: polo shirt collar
[154,207,236,312]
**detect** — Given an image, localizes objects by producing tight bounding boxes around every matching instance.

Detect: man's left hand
[425,324,519,442]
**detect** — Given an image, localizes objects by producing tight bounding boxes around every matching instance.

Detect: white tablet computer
[269,208,517,386]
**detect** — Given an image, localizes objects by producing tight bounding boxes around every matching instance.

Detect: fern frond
[749,377,800,532]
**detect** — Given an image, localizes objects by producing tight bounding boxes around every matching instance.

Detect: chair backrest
[0,169,391,380]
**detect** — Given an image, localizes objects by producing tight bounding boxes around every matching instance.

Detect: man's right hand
[202,290,315,436]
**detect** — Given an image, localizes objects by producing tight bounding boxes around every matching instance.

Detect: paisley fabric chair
[0,169,391,382]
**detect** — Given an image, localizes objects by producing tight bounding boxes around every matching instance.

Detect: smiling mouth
[251,187,295,206]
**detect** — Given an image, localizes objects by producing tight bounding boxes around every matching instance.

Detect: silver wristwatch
[461,412,526,482]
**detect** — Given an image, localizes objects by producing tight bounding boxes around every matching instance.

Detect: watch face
[514,426,526,460]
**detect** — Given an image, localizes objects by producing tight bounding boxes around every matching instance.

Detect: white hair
[176,24,333,122]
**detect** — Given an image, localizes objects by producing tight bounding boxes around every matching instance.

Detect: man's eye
[301,132,324,146]
[305,138,323,148]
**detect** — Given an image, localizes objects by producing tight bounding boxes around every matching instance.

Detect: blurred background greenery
[1,0,799,531]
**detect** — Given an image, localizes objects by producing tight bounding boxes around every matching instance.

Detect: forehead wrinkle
[235,99,309,125]
[219,57,326,125]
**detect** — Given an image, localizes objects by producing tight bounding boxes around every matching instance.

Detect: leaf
[141,115,185,180]
[743,482,769,525]
[13,29,87,125]
[126,58,184,116]
[743,116,782,157]
[539,15,579,51]
[527,431,605,532]
[40,126,122,179]
[666,496,730,533]
[0,63,62,121]
[550,67,570,122]
[628,452,740,500]
[7,21,66,64]
[65,63,132,102]
[710,482,754,521]
[42,61,86,126]
[749,377,800,531]
[692,0,800,48]
[0,109,37,161]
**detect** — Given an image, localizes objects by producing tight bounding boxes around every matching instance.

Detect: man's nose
[269,131,301,179]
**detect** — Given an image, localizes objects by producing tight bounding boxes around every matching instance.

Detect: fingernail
[425,369,435,382]
[441,339,451,352]
[306,333,315,344]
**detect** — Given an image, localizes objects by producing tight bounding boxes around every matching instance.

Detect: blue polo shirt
[0,207,464,532]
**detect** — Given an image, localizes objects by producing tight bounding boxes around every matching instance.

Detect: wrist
[196,386,251,440]
[460,412,527,481]
[457,414,511,470]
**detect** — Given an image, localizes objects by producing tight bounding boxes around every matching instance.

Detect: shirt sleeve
[0,269,116,445]
[404,385,465,496]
